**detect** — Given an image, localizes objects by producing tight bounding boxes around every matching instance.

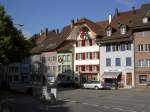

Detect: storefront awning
[102,72,121,78]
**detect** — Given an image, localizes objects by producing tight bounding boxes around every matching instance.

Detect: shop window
[139,75,147,84]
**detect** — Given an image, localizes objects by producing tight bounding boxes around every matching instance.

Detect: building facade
[133,3,150,88]
[71,19,100,83]
[97,9,137,88]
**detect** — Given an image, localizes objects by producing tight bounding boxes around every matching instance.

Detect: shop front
[80,73,98,84]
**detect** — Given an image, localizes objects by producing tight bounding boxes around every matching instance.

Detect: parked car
[83,81,103,90]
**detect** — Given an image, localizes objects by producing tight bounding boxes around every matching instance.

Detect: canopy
[102,72,121,78]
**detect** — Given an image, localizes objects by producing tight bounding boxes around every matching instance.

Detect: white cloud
[116,0,136,7]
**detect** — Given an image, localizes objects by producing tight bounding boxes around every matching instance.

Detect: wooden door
[126,73,132,86]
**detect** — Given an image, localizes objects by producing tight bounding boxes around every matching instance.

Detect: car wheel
[95,86,99,90]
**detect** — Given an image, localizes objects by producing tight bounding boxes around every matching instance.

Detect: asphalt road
[57,88,150,112]
[0,89,150,112]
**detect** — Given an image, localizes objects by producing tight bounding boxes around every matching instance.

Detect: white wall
[100,43,135,87]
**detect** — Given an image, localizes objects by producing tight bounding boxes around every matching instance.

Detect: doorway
[126,73,132,86]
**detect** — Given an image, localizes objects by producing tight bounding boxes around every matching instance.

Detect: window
[115,58,121,66]
[126,43,131,50]
[76,65,78,71]
[106,27,112,36]
[145,44,148,51]
[93,52,97,59]
[106,58,111,66]
[126,57,131,66]
[120,44,125,51]
[85,65,89,71]
[120,25,126,34]
[86,52,90,60]
[67,55,71,61]
[106,44,111,52]
[112,45,115,51]
[142,17,148,24]
[85,40,90,46]
[139,75,147,84]
[58,65,61,72]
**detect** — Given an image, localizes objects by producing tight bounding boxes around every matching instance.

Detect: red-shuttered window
[90,52,92,59]
[81,65,85,71]
[82,40,85,47]
[82,52,85,60]
[89,65,92,71]
[97,65,99,71]
[89,39,92,46]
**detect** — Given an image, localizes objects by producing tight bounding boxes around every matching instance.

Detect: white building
[68,18,102,83]
[97,10,137,88]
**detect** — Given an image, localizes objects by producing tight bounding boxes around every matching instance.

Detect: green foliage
[0,5,30,64]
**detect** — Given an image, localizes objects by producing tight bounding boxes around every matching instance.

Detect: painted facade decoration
[74,26,100,83]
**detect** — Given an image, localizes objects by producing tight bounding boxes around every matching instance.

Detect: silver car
[83,81,103,90]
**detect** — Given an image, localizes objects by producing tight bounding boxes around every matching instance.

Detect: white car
[83,81,103,90]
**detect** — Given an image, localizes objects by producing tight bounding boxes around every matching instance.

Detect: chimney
[115,8,119,16]
[52,29,56,33]
[71,19,75,28]
[45,28,48,36]
[132,6,136,13]
[56,29,59,34]
[109,14,112,24]
[40,29,43,36]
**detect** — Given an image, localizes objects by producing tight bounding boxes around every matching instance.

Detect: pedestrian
[115,78,118,90]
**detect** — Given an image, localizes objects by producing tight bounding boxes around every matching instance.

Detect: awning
[102,72,121,78]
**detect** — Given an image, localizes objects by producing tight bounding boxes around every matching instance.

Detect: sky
[0,0,150,38]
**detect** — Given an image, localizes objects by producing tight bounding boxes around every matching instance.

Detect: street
[1,89,150,112]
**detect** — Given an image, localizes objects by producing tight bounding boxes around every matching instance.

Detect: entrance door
[126,73,132,86]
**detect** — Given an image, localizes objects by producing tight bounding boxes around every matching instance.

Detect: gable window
[120,25,126,35]
[106,27,112,36]
[142,17,148,24]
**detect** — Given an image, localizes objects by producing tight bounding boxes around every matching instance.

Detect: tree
[0,5,30,64]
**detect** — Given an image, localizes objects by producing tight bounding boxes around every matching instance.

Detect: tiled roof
[29,25,72,54]
[132,3,150,30]
[56,40,76,53]
[74,18,104,36]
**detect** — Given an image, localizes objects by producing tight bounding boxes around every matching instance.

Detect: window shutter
[90,52,92,59]
[97,65,99,71]
[82,52,85,60]
[76,53,78,60]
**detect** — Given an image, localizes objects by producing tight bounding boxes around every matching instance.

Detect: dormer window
[142,17,148,24]
[120,25,126,35]
[106,27,112,36]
